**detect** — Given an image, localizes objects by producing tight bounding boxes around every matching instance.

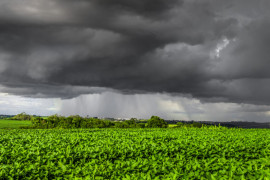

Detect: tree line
[11,113,217,129]
[28,115,168,129]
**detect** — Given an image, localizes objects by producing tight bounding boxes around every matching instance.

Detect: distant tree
[114,122,130,128]
[191,122,203,128]
[136,123,145,128]
[70,115,83,128]
[124,118,137,128]
[13,112,32,120]
[146,116,168,128]
[176,122,184,127]
[130,118,138,121]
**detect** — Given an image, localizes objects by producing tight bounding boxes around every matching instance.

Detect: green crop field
[1,128,270,179]
[0,119,31,129]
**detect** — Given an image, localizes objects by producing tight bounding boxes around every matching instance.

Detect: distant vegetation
[11,112,32,120]
[28,114,219,129]
[0,113,33,129]
[147,116,168,128]
[175,122,206,128]
[29,115,169,129]
[0,115,14,119]
[0,113,220,129]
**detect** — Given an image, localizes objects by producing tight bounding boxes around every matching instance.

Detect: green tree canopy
[146,116,168,128]
[13,112,32,120]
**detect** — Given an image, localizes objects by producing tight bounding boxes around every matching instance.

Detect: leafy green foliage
[29,115,164,129]
[146,116,168,128]
[0,128,270,179]
[12,112,32,120]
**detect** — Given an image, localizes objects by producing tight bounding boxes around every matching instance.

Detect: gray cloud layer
[0,0,270,105]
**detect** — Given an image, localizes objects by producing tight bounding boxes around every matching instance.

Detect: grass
[168,124,178,128]
[0,119,31,129]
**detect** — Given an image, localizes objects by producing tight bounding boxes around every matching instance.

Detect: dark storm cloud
[0,0,270,105]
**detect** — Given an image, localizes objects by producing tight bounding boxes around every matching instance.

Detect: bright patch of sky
[0,93,61,115]
[211,38,230,58]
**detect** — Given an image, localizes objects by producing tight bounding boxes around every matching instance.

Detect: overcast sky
[1,0,270,121]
